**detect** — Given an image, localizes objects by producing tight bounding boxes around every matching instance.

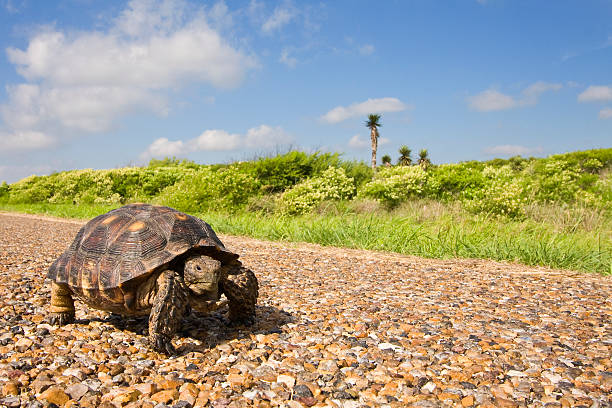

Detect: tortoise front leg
[221,267,258,326]
[49,281,75,325]
[149,269,188,355]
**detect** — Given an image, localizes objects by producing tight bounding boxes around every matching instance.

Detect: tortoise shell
[48,204,238,295]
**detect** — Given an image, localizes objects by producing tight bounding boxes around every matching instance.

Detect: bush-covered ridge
[1,148,610,219]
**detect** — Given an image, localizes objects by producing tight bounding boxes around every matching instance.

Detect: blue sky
[0,0,611,183]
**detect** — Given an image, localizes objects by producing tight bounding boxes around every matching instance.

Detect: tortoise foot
[222,267,258,327]
[49,312,75,326]
[227,313,255,327]
[150,333,176,355]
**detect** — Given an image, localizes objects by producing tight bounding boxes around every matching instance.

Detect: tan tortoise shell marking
[48,204,238,310]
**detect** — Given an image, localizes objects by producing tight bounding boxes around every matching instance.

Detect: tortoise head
[183,255,224,301]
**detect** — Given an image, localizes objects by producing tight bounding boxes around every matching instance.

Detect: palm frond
[364,113,382,128]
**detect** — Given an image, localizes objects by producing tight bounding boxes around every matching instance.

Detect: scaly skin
[221,267,259,326]
[49,281,75,325]
[148,269,188,354]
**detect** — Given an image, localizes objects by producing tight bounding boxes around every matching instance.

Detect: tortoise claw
[227,313,255,327]
[49,312,74,326]
[150,334,176,355]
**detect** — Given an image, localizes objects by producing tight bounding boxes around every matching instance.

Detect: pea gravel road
[0,212,610,408]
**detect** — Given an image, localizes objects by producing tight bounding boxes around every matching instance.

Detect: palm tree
[381,154,392,167]
[418,149,431,169]
[398,145,412,166]
[365,114,382,171]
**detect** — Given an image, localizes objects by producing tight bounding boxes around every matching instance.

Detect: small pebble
[0,213,609,408]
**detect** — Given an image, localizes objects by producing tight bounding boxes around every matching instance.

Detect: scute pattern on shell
[48,204,238,294]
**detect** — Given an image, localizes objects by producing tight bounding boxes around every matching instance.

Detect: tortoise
[47,203,258,354]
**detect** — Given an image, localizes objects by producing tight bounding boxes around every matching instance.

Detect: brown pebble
[494,397,519,408]
[150,389,179,404]
[461,395,474,407]
[65,383,89,400]
[2,381,19,396]
[133,383,157,396]
[112,389,141,406]
[15,338,33,352]
[38,386,70,406]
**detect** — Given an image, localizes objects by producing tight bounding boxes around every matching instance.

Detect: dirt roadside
[0,212,610,407]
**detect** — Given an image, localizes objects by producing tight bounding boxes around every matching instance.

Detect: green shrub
[148,157,200,169]
[43,170,114,204]
[579,172,612,209]
[530,160,582,203]
[0,182,10,202]
[279,167,356,214]
[156,166,260,212]
[485,156,535,171]
[8,175,54,203]
[338,160,373,187]
[550,148,612,168]
[242,151,342,193]
[358,165,428,207]
[2,148,610,220]
[426,162,487,200]
[463,165,527,218]
[582,158,604,174]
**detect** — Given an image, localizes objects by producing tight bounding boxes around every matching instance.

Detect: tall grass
[1,200,608,274]
[198,204,610,275]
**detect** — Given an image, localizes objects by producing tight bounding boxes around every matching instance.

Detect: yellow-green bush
[279,167,356,214]
[4,167,187,205]
[1,148,610,220]
[358,166,428,207]
[155,166,260,212]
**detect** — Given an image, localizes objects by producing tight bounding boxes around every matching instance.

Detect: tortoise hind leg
[49,281,75,325]
[221,267,258,326]
[148,269,188,355]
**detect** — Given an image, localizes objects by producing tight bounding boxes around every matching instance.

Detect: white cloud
[3,0,22,14]
[483,145,544,156]
[244,125,293,147]
[348,134,369,149]
[6,7,255,89]
[0,130,55,152]
[348,134,390,149]
[468,90,516,112]
[1,84,166,134]
[207,1,234,31]
[578,85,612,102]
[191,129,242,151]
[468,82,562,112]
[0,0,257,154]
[262,4,295,33]
[321,97,409,124]
[140,124,292,159]
[521,81,562,105]
[279,49,297,68]
[599,107,612,119]
[141,137,186,158]
[359,44,375,56]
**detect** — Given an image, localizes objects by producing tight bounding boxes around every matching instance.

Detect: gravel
[0,212,610,407]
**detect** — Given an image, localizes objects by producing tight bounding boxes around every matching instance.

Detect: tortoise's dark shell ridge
[48,204,238,290]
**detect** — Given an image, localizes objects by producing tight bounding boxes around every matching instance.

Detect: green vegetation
[1,148,610,274]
